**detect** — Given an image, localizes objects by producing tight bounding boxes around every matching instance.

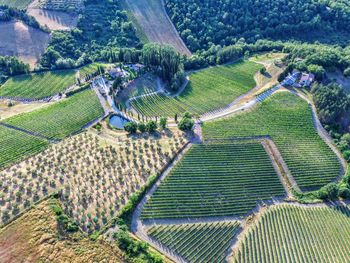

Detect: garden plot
[148,221,240,263]
[203,91,342,190]
[141,142,285,219]
[2,89,104,140]
[0,131,188,232]
[233,204,350,263]
[131,61,262,117]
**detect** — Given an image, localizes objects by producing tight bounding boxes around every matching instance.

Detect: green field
[78,63,106,81]
[0,70,77,100]
[131,61,262,117]
[0,125,48,169]
[0,0,32,9]
[234,204,350,263]
[141,142,285,219]
[2,90,104,140]
[203,92,341,190]
[148,221,240,263]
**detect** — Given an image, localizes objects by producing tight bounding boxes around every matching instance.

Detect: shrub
[159,117,167,130]
[339,186,350,199]
[319,183,339,200]
[178,117,194,131]
[146,120,158,133]
[124,122,138,134]
[138,123,146,133]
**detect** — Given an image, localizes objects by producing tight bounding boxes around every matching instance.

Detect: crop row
[2,89,104,140]
[148,221,240,263]
[0,69,77,100]
[141,142,285,219]
[203,91,341,190]
[234,204,350,263]
[131,61,261,117]
[0,125,48,169]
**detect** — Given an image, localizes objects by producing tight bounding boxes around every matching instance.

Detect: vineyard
[0,131,187,231]
[0,69,76,100]
[141,142,285,219]
[203,91,341,190]
[35,0,84,11]
[2,89,104,140]
[78,63,106,81]
[148,221,240,263]
[0,125,48,169]
[131,61,262,117]
[233,204,350,263]
[0,0,31,9]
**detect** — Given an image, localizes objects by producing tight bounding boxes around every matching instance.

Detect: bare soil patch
[27,8,78,30]
[0,21,50,69]
[124,0,191,56]
[0,99,51,120]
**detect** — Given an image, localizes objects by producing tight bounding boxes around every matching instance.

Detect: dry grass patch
[124,0,191,56]
[0,199,124,263]
[0,130,188,233]
[27,8,78,30]
[0,21,50,68]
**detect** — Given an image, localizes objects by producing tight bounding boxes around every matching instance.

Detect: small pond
[109,115,130,129]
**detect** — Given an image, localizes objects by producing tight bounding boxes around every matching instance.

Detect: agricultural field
[0,125,48,169]
[0,21,50,68]
[141,142,285,219]
[2,89,104,140]
[0,0,32,9]
[131,61,262,117]
[0,131,187,231]
[0,198,125,262]
[0,69,77,100]
[78,62,107,81]
[148,221,240,263]
[233,204,350,263]
[27,7,78,31]
[203,91,341,190]
[123,0,191,55]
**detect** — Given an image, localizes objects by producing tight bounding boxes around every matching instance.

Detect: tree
[138,122,146,133]
[124,122,137,134]
[112,76,123,90]
[146,120,158,133]
[178,115,194,131]
[159,117,167,130]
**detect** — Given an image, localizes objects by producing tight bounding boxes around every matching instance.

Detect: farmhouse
[108,67,129,79]
[125,63,145,72]
[299,73,315,87]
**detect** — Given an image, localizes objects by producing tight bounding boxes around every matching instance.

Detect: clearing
[141,141,285,219]
[233,204,350,263]
[147,221,240,263]
[2,89,104,140]
[131,60,262,117]
[203,91,342,190]
[0,69,77,100]
[123,0,191,56]
[0,21,50,68]
[0,199,124,262]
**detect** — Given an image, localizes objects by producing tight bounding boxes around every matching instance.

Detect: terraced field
[2,89,104,140]
[203,91,341,190]
[131,61,262,117]
[0,0,31,9]
[141,142,285,219]
[0,125,48,169]
[233,205,350,263]
[148,221,240,263]
[0,69,76,100]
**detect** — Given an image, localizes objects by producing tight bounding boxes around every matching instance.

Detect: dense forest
[165,0,350,51]
[0,56,29,82]
[40,0,141,69]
